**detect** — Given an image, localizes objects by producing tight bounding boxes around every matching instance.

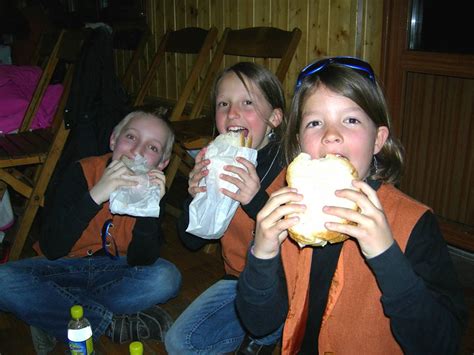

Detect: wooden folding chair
[0,29,87,261]
[166,26,302,191]
[111,21,151,91]
[18,29,65,133]
[130,27,218,218]
[133,26,218,120]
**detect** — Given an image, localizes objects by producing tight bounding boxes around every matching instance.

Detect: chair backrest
[188,26,302,121]
[111,21,151,90]
[19,30,64,132]
[48,29,89,130]
[163,27,301,221]
[133,26,218,121]
[18,28,88,133]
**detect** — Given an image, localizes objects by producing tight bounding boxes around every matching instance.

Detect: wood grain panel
[174,0,187,103]
[287,0,307,96]
[118,0,383,108]
[362,0,382,74]
[401,72,473,225]
[152,0,166,98]
[329,0,354,54]
[272,0,290,82]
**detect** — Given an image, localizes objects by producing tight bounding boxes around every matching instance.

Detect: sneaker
[30,325,57,355]
[108,305,173,344]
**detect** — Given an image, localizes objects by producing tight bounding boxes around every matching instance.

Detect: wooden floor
[0,174,473,354]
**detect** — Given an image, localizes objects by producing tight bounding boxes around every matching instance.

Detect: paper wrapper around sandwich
[109,154,162,217]
[187,132,257,239]
[286,153,359,248]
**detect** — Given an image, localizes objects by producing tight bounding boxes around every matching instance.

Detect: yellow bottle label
[86,336,94,354]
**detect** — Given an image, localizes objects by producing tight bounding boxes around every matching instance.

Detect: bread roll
[213,131,252,148]
[121,155,150,175]
[286,153,359,247]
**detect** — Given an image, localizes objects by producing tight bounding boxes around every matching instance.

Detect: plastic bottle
[68,305,94,354]
[129,341,144,355]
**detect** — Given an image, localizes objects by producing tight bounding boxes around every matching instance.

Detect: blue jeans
[165,279,282,354]
[0,256,181,342]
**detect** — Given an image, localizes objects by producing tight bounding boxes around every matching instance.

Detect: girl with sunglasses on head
[236,57,467,354]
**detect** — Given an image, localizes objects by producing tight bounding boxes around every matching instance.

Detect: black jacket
[46,26,132,211]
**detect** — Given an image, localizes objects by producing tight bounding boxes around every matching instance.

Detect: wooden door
[381,0,474,251]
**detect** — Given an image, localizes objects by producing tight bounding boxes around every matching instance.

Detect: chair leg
[164,148,191,218]
[165,204,182,218]
[8,195,41,261]
[0,181,7,200]
[165,153,182,191]
[203,243,219,255]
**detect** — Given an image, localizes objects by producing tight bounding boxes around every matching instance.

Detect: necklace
[260,145,281,184]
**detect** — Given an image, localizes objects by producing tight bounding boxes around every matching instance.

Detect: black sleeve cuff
[177,196,210,250]
[366,241,420,297]
[75,192,103,223]
[127,217,162,266]
[133,216,160,235]
[244,248,281,292]
[241,189,269,220]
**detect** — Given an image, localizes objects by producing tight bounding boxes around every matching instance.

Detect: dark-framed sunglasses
[295,56,375,90]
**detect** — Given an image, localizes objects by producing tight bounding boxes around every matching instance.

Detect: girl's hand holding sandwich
[253,187,305,259]
[324,179,394,259]
[188,147,210,197]
[220,156,259,205]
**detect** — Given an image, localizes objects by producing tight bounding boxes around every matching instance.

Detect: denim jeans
[165,279,282,354]
[0,255,181,342]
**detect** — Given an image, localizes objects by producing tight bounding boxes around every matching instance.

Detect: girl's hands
[253,187,306,259]
[220,157,259,205]
[324,180,394,259]
[188,147,209,197]
[89,160,137,205]
[147,169,166,199]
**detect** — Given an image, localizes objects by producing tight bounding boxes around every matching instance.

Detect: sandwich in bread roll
[212,131,253,148]
[120,155,150,175]
[286,153,359,247]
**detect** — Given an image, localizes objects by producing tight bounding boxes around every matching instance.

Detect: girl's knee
[165,322,190,354]
[0,263,23,285]
[139,260,181,300]
[152,260,181,290]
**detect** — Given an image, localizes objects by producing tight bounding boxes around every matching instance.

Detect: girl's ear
[373,126,389,154]
[109,133,117,151]
[157,158,170,171]
[269,108,284,128]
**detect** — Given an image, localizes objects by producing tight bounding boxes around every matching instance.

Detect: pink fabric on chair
[0,64,63,133]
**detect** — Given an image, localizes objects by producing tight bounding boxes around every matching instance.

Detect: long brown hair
[210,61,286,140]
[284,63,404,185]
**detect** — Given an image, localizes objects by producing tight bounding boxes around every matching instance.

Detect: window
[409,0,472,54]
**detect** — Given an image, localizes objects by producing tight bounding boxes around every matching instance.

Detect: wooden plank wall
[114,0,383,105]
[401,72,474,227]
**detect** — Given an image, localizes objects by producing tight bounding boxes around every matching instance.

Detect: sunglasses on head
[295,56,375,90]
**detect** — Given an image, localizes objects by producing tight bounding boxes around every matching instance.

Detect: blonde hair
[113,108,175,162]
